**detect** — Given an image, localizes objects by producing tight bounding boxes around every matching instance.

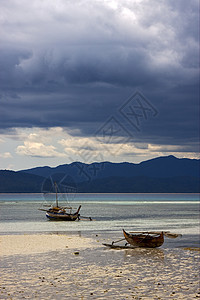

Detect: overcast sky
[0,0,199,171]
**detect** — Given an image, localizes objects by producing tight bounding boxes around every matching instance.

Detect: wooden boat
[39,182,82,221]
[103,230,181,249]
[45,205,81,221]
[123,229,164,248]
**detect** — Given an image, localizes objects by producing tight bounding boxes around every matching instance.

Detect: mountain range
[0,155,199,193]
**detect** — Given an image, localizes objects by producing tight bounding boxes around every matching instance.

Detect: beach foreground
[0,233,199,299]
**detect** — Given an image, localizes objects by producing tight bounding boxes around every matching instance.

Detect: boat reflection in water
[123,247,165,261]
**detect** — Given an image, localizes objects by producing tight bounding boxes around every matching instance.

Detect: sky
[0,0,199,171]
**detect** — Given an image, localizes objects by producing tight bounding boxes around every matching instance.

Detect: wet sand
[0,233,199,299]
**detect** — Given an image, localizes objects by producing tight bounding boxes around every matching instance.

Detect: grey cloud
[0,0,199,154]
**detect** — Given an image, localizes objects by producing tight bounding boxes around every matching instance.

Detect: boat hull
[46,212,79,221]
[123,229,164,248]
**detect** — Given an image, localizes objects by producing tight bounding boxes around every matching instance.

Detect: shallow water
[0,193,199,248]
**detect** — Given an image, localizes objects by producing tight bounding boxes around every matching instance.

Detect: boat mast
[54,182,58,207]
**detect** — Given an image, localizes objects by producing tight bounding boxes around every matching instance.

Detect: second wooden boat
[123,229,164,248]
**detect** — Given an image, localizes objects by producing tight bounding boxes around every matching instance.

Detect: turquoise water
[0,192,199,203]
[0,193,199,247]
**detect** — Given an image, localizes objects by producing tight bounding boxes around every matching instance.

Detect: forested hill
[0,156,199,193]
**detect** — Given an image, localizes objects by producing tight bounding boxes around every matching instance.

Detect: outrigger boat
[39,182,82,221]
[103,229,182,249]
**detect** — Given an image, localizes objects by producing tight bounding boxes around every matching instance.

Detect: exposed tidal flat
[0,233,200,299]
[0,193,199,299]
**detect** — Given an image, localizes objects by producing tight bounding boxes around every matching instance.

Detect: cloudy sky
[0,0,199,171]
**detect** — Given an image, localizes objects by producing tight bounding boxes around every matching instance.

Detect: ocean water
[0,193,199,248]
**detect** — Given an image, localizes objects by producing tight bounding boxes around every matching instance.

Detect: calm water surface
[0,193,199,248]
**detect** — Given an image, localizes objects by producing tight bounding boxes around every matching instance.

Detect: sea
[0,193,199,248]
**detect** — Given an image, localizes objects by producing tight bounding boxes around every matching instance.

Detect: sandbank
[0,233,97,256]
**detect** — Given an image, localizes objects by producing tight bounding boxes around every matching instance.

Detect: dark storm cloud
[0,0,199,152]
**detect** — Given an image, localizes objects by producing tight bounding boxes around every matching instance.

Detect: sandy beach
[0,233,98,256]
[0,233,199,299]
